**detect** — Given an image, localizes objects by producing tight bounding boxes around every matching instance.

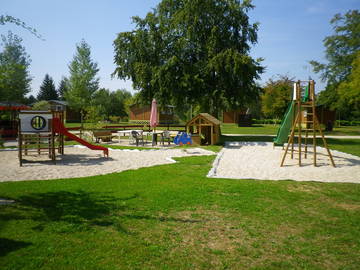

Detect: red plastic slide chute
[52,118,109,157]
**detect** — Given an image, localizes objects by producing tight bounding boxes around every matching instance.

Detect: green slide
[273,101,295,146]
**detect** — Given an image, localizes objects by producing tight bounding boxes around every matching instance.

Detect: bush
[252,119,281,125]
[109,116,121,123]
[336,120,360,126]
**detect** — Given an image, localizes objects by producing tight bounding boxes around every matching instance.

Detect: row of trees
[1,15,132,126]
[2,3,358,124]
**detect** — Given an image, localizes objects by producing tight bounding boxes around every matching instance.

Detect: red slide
[52,118,109,157]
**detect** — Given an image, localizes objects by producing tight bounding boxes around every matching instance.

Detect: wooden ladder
[280,80,335,167]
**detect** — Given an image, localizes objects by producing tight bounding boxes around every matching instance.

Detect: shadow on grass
[0,238,31,257]
[0,191,137,234]
[0,191,205,235]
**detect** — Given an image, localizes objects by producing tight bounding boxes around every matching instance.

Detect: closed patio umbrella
[149,99,158,145]
[150,98,158,130]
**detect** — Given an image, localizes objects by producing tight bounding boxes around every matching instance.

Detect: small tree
[57,77,69,100]
[37,74,58,101]
[65,40,99,129]
[93,88,133,120]
[261,75,293,119]
[25,94,36,105]
[32,100,50,110]
[0,32,31,103]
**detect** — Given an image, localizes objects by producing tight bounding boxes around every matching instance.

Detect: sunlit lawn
[1,152,360,269]
[1,132,359,269]
[221,123,360,136]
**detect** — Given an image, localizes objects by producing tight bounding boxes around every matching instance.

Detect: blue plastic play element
[173,132,192,145]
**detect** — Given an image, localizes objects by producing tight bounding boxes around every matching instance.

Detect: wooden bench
[93,131,116,143]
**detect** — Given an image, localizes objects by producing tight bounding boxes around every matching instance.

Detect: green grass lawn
[221,123,360,136]
[1,154,359,269]
[1,129,359,269]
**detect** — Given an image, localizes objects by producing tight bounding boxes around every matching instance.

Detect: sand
[208,141,360,183]
[2,142,359,183]
[0,146,215,182]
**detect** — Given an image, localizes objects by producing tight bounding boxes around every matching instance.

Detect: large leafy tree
[113,0,263,116]
[337,51,360,120]
[310,10,360,118]
[65,40,99,127]
[261,75,293,119]
[37,74,58,101]
[0,31,31,103]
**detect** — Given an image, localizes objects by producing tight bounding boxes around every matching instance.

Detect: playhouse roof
[187,113,221,126]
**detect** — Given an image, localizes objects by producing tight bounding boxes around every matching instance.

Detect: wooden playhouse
[186,113,221,145]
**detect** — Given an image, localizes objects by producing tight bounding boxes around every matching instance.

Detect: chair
[161,130,172,145]
[131,131,144,146]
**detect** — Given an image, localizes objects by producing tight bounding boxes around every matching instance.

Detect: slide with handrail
[273,101,295,147]
[52,118,109,157]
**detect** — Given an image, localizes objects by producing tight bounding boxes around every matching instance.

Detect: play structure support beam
[279,79,335,167]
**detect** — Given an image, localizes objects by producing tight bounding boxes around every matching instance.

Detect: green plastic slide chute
[273,101,295,146]
[302,85,309,102]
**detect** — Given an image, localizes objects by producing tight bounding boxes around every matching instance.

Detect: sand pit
[208,142,360,183]
[0,146,215,182]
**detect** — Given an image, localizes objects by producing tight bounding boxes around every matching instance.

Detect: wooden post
[314,114,335,167]
[18,120,22,167]
[305,130,308,159]
[297,81,302,166]
[211,125,214,145]
[280,112,300,167]
[310,80,317,166]
[37,133,41,155]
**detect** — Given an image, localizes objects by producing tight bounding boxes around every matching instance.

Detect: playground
[1,97,359,269]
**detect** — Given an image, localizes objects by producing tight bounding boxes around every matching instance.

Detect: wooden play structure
[280,80,335,167]
[18,108,108,166]
[186,113,221,145]
[18,110,64,166]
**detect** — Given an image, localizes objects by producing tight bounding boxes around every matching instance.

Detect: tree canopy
[310,10,360,119]
[261,75,293,119]
[113,0,263,116]
[0,31,31,103]
[65,40,99,125]
[93,88,132,120]
[310,10,360,84]
[337,51,360,120]
[37,74,58,101]
[0,15,43,40]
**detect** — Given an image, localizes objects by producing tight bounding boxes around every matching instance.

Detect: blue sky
[1,0,359,98]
